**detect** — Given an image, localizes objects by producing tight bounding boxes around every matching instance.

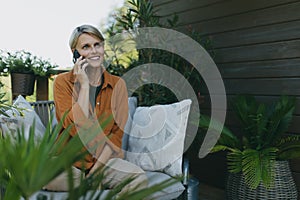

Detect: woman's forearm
[97,144,113,164]
[77,85,90,117]
[87,144,113,176]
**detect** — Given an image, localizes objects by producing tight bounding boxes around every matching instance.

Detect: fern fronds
[227,150,243,173]
[241,148,277,189]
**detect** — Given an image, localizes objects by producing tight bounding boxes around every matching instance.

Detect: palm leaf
[233,95,269,149]
[0,115,87,200]
[116,176,180,200]
[264,96,295,147]
[198,114,240,150]
[278,146,300,160]
[277,135,300,160]
[65,162,180,200]
[232,95,258,131]
[211,145,236,153]
[227,150,243,173]
[241,148,277,189]
[208,95,297,191]
[0,110,176,199]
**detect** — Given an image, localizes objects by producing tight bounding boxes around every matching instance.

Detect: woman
[46,24,147,192]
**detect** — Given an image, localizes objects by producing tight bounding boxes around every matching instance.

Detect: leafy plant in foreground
[0,114,178,200]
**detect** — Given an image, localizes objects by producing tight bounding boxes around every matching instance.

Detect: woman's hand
[73,56,90,117]
[87,159,104,176]
[87,145,113,177]
[73,56,89,87]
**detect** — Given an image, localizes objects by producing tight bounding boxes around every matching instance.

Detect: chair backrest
[30,98,136,151]
[30,100,55,127]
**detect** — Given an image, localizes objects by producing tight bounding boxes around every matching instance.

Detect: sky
[0,0,124,68]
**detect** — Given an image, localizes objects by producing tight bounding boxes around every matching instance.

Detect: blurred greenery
[104,0,212,106]
[0,115,85,200]
[0,111,178,199]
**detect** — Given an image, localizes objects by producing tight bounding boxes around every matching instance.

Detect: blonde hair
[69,24,105,49]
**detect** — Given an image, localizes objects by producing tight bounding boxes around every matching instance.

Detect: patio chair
[28,98,191,200]
[30,100,55,127]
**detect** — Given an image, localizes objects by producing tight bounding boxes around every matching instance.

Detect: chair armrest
[177,157,189,200]
[182,157,189,186]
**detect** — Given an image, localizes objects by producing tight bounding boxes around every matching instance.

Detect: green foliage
[33,58,59,78]
[105,0,211,106]
[241,148,277,189]
[0,50,35,75]
[198,95,299,189]
[0,115,87,200]
[0,114,177,199]
[233,95,296,151]
[0,82,22,117]
[64,164,179,200]
[0,49,58,77]
[199,114,240,151]
[115,177,180,200]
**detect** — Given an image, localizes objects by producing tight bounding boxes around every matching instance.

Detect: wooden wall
[151,0,300,194]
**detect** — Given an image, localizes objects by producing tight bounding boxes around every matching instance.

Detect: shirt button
[97,102,100,105]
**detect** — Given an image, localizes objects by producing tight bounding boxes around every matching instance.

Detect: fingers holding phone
[73,49,88,83]
[73,49,82,63]
[73,49,87,70]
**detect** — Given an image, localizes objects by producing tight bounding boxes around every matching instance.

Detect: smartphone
[73,49,82,63]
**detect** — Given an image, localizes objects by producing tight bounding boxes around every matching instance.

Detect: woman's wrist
[96,145,113,163]
[81,83,89,89]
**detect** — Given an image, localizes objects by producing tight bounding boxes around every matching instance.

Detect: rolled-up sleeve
[108,78,128,155]
[53,74,96,137]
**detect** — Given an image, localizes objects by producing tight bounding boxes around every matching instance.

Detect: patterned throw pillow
[0,95,46,141]
[0,116,19,139]
[126,99,192,177]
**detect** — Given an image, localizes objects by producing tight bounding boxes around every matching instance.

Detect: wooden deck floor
[198,183,225,200]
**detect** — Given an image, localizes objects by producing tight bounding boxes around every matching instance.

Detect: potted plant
[33,57,58,100]
[33,57,58,79]
[0,50,36,98]
[0,50,58,99]
[199,95,300,199]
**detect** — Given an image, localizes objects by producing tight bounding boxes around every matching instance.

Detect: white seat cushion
[145,171,185,200]
[28,172,184,200]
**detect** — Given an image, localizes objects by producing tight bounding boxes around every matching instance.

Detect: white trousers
[44,158,148,193]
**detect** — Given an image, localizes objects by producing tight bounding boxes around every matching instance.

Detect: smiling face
[75,33,104,68]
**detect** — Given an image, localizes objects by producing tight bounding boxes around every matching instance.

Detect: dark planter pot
[36,76,49,100]
[11,72,36,97]
[226,161,298,200]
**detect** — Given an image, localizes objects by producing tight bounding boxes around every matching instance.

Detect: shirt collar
[102,70,114,89]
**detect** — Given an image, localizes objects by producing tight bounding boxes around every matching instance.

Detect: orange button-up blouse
[53,69,128,170]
